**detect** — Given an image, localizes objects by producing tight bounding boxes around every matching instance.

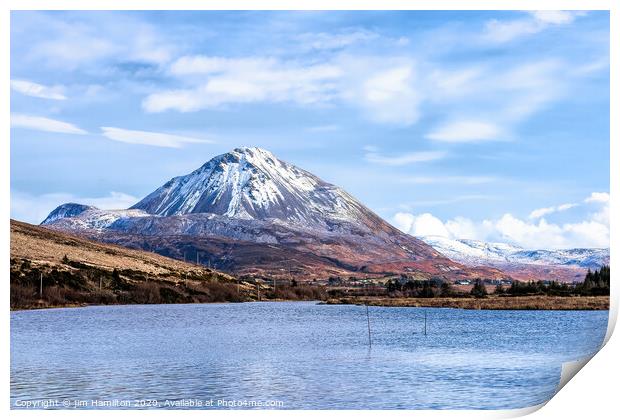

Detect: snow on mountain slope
[46,208,152,232]
[130,147,374,228]
[421,235,609,270]
[41,203,95,225]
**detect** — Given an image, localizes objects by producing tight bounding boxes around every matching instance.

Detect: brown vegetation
[10,220,326,310]
[323,295,609,310]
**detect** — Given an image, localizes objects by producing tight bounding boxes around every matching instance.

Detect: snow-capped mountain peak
[130,147,373,228]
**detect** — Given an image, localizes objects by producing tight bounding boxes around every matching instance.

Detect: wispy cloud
[307,124,340,132]
[529,192,610,219]
[398,195,495,209]
[22,12,176,70]
[529,203,577,219]
[585,192,609,203]
[100,127,213,148]
[296,29,378,50]
[145,54,423,126]
[364,150,446,166]
[347,61,421,125]
[11,79,67,100]
[483,11,586,43]
[426,120,503,143]
[402,175,497,185]
[11,114,87,135]
[424,59,571,142]
[144,56,342,112]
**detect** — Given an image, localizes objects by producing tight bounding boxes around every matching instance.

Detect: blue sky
[10,10,609,249]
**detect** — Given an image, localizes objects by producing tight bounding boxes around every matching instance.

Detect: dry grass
[324,295,609,310]
[10,220,233,282]
[9,220,244,309]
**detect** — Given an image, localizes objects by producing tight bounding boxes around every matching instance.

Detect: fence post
[366,304,372,348]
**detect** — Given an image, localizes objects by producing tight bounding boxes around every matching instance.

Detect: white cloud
[402,176,497,185]
[528,192,609,220]
[585,192,609,203]
[529,202,577,219]
[296,29,379,50]
[483,11,586,43]
[393,212,451,238]
[427,67,483,100]
[11,114,87,135]
[356,65,420,125]
[424,59,569,142]
[531,11,584,25]
[365,150,446,166]
[100,127,213,148]
[25,13,175,70]
[145,56,342,112]
[426,120,503,143]
[146,54,422,126]
[394,192,609,249]
[11,191,139,225]
[11,79,67,100]
[307,124,340,132]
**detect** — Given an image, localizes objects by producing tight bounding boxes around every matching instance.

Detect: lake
[11,302,608,410]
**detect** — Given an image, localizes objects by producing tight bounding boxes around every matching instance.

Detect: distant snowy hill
[421,235,609,272]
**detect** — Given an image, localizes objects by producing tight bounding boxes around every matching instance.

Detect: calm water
[11,302,608,410]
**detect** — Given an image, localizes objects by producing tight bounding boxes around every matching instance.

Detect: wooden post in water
[366,303,372,348]
[257,283,260,301]
[39,272,43,297]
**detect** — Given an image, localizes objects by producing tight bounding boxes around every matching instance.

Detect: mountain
[42,203,95,225]
[130,147,375,228]
[41,147,504,281]
[421,235,609,282]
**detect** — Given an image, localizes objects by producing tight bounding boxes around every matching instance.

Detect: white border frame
[2,1,616,419]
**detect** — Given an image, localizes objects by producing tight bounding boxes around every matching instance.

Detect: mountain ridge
[420,235,609,282]
[40,147,602,282]
[40,147,499,280]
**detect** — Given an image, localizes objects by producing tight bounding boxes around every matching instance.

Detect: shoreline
[323,295,610,310]
[9,298,316,312]
[11,295,610,311]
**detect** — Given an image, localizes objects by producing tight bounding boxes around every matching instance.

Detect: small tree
[62,254,70,264]
[494,283,506,295]
[470,279,488,298]
[440,281,454,297]
[111,268,122,289]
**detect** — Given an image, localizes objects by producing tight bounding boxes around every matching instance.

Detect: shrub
[470,279,488,298]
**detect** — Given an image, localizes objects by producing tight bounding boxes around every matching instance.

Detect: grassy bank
[10,220,327,310]
[323,295,610,310]
[11,258,327,310]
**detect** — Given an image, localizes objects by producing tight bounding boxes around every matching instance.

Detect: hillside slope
[10,220,251,309]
